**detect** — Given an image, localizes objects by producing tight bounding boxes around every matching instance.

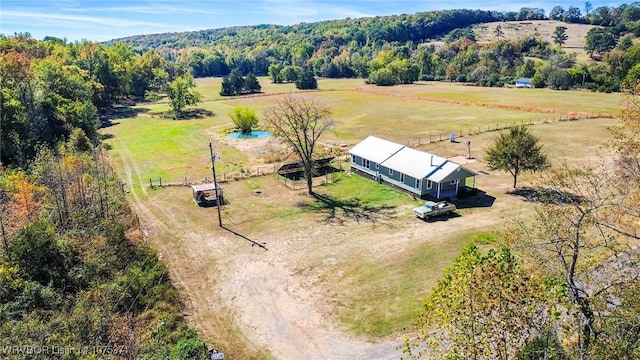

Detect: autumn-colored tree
[0,170,44,252]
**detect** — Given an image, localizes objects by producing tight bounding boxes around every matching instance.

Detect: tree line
[0,142,213,359]
[0,34,221,359]
[107,4,640,93]
[0,34,206,167]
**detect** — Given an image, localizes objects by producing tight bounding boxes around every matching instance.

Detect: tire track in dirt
[115,139,521,358]
[115,141,253,354]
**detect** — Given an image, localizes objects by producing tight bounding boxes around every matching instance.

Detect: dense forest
[106,4,640,92]
[0,29,211,360]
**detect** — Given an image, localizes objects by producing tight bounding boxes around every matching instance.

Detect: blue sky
[0,1,626,42]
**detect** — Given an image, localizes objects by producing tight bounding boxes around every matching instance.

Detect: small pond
[227,130,272,139]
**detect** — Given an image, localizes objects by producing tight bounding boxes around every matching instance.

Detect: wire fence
[148,111,611,189]
[403,112,611,148]
[150,159,348,190]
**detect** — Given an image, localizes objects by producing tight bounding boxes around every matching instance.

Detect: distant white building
[349,136,477,199]
[515,77,533,88]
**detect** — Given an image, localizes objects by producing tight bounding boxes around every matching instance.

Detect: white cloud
[63,4,219,16]
[1,10,168,28]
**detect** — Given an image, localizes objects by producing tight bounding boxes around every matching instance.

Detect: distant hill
[473,20,596,50]
[107,9,505,53]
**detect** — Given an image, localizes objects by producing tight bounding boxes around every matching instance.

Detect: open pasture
[102,78,622,358]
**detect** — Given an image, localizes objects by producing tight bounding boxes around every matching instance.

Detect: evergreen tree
[295,68,317,90]
[553,26,568,46]
[493,24,504,39]
[243,73,261,93]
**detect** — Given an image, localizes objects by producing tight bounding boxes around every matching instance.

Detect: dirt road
[114,137,521,359]
[108,127,536,359]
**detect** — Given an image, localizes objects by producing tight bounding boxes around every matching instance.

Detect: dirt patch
[110,113,614,358]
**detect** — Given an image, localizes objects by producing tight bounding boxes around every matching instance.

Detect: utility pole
[209,143,222,227]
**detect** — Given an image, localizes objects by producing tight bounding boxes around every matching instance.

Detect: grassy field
[110,77,622,181]
[102,77,623,353]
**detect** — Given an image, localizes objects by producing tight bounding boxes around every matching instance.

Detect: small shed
[515,77,533,88]
[191,183,223,206]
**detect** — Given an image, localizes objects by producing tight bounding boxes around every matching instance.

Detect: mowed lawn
[102,78,622,339]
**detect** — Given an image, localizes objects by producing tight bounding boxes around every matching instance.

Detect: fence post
[159,177,162,187]
[150,178,153,189]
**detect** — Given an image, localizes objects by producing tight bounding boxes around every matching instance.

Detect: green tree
[8,219,73,289]
[131,50,167,97]
[584,1,593,17]
[170,328,209,360]
[563,6,582,23]
[220,69,245,96]
[547,68,572,90]
[549,6,565,20]
[68,128,93,153]
[367,68,396,86]
[405,245,558,359]
[517,60,536,78]
[243,72,261,93]
[281,65,300,83]
[485,125,549,188]
[585,28,617,58]
[263,96,333,195]
[553,26,568,46]
[33,58,99,143]
[229,106,259,133]
[167,74,202,117]
[295,68,317,89]
[268,63,282,83]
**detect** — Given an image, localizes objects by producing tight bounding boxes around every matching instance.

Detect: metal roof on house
[348,136,404,164]
[381,147,449,179]
[515,77,532,83]
[350,136,477,182]
[429,163,477,183]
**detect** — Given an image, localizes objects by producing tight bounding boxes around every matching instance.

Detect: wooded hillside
[104,5,640,93]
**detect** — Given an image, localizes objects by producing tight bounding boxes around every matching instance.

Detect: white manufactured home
[349,136,477,199]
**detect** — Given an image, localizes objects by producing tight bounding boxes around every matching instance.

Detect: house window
[389,168,393,176]
[375,163,379,169]
[400,173,405,183]
[364,159,370,169]
[451,179,458,185]
[415,179,421,189]
[426,180,432,190]
[351,155,356,164]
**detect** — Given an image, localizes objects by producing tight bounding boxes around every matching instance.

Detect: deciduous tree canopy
[485,125,549,188]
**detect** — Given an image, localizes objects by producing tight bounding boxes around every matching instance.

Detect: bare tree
[263,96,333,195]
[511,163,639,355]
